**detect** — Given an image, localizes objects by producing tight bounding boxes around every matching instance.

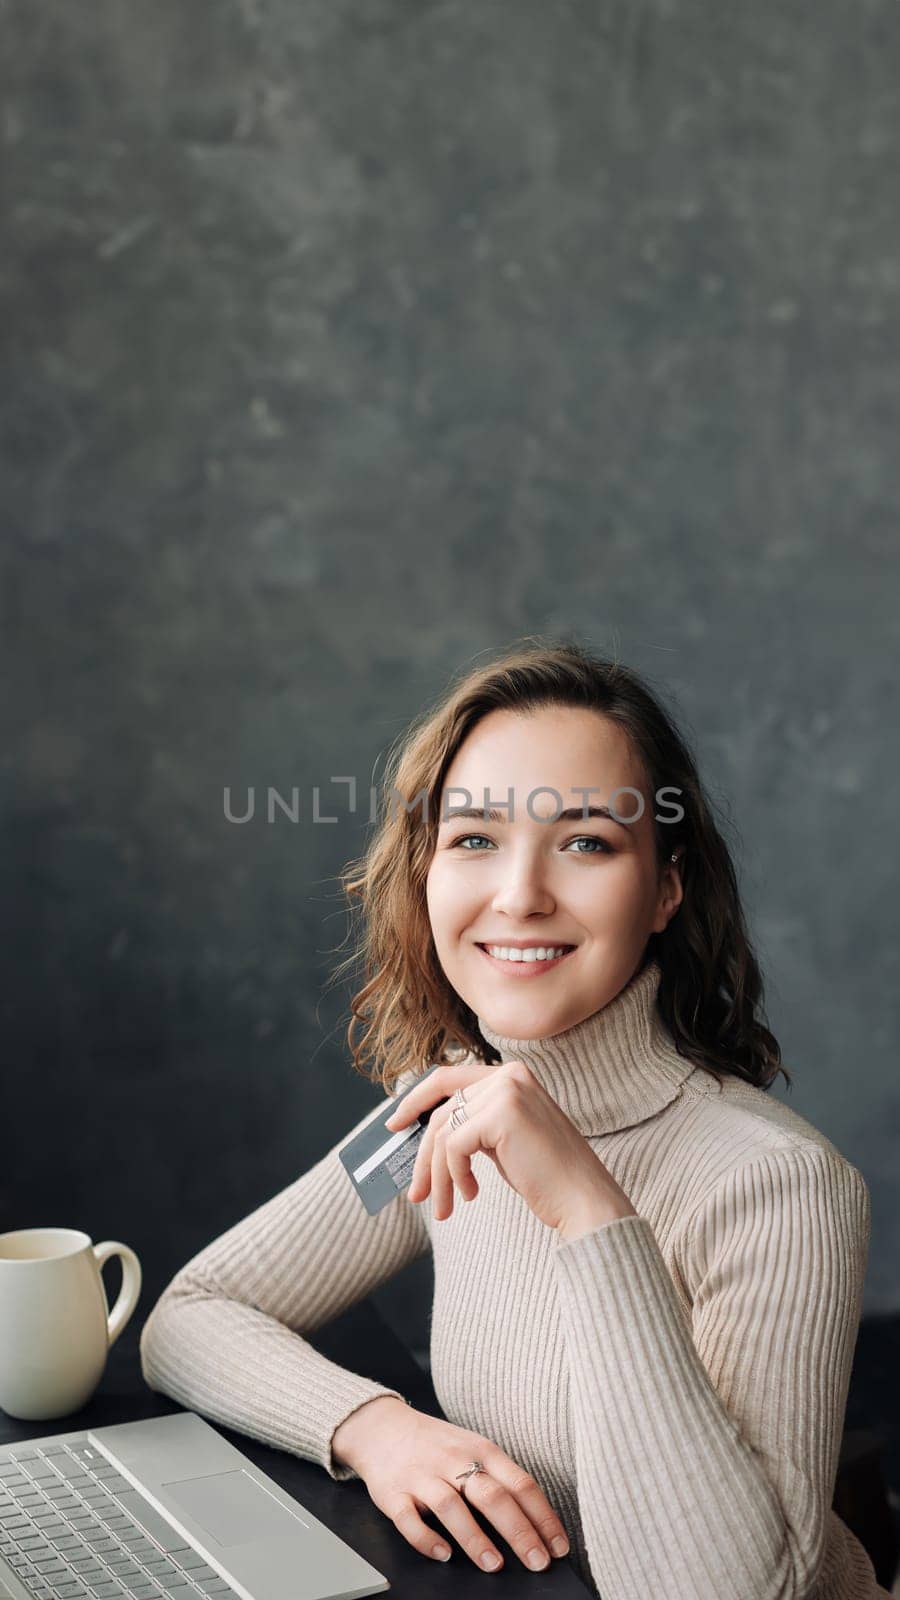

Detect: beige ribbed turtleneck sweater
[139,960,886,1599]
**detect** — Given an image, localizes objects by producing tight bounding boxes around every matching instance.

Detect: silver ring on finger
[449,1086,469,1131]
[454,1458,486,1494]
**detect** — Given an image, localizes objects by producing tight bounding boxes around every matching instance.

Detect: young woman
[140,640,886,1599]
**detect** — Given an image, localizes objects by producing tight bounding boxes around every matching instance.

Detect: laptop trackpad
[161,1470,307,1547]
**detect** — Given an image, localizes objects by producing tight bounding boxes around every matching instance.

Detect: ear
[653,856,684,933]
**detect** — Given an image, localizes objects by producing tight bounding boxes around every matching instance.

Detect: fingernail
[481,1551,501,1570]
[433,1543,451,1561]
[527,1548,549,1570]
[551,1536,569,1557]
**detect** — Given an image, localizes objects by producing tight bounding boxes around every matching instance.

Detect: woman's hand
[385,1058,638,1238]
[332,1395,570,1573]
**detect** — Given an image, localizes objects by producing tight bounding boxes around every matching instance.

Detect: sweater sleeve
[139,1085,431,1483]
[551,1144,876,1600]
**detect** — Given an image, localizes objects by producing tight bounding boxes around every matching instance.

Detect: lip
[476,943,575,977]
[476,939,576,949]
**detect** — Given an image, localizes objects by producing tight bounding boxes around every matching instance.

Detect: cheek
[426,861,484,948]
[426,861,464,930]
[572,859,648,919]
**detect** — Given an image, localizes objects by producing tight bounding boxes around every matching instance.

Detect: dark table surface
[0,1302,592,1600]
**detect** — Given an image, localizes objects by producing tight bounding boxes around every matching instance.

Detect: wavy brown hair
[327,636,789,1098]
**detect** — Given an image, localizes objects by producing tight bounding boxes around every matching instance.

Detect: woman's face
[425,705,683,1040]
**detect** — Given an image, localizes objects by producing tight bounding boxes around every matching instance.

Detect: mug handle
[92,1241,142,1347]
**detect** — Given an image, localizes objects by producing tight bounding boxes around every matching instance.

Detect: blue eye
[449,833,612,855]
[567,836,613,855]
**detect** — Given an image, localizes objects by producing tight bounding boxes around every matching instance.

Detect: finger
[408,1118,438,1201]
[387,1061,494,1130]
[430,1124,456,1220]
[387,1492,454,1563]
[422,1478,506,1572]
[478,1448,570,1560]
[411,1083,492,1205]
[445,1126,478,1202]
[461,1470,554,1571]
[431,1110,487,1212]
[408,1095,462,1201]
[383,1104,411,1131]
[430,1108,480,1214]
[384,1065,456,1129]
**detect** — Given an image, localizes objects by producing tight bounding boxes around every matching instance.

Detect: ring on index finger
[448,1087,469,1131]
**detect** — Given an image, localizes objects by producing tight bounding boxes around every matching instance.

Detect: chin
[481,1000,568,1038]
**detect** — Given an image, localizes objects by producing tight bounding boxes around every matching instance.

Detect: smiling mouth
[476,944,576,974]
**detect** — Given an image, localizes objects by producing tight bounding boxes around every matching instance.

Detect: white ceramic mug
[0,1227,142,1421]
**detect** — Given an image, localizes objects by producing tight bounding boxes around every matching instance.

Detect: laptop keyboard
[0,1439,239,1600]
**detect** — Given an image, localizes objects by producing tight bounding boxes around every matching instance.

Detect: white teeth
[484,945,570,963]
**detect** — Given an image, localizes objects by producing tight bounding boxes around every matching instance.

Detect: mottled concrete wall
[2,1,898,1353]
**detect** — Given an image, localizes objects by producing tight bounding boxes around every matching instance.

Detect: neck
[475,958,696,1136]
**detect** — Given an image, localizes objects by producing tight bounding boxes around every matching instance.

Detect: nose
[490,849,556,920]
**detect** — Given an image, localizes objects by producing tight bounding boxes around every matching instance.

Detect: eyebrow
[439,805,634,831]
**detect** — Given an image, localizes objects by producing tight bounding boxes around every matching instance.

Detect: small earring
[670,852,679,863]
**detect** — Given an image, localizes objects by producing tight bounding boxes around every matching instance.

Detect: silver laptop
[0,1410,388,1600]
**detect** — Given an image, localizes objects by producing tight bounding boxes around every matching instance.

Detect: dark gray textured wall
[2,0,899,1369]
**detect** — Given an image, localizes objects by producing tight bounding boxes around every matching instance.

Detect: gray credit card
[339,1063,445,1216]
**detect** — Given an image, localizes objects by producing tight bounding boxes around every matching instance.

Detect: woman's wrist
[556,1167,639,1243]
[331,1394,409,1472]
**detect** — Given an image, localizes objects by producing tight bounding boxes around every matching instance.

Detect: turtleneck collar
[474,958,696,1136]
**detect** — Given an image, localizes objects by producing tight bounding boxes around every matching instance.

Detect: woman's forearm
[140,1289,413,1482]
[552,1150,871,1599]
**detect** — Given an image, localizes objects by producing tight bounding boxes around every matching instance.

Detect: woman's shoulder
[671,1067,870,1236]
